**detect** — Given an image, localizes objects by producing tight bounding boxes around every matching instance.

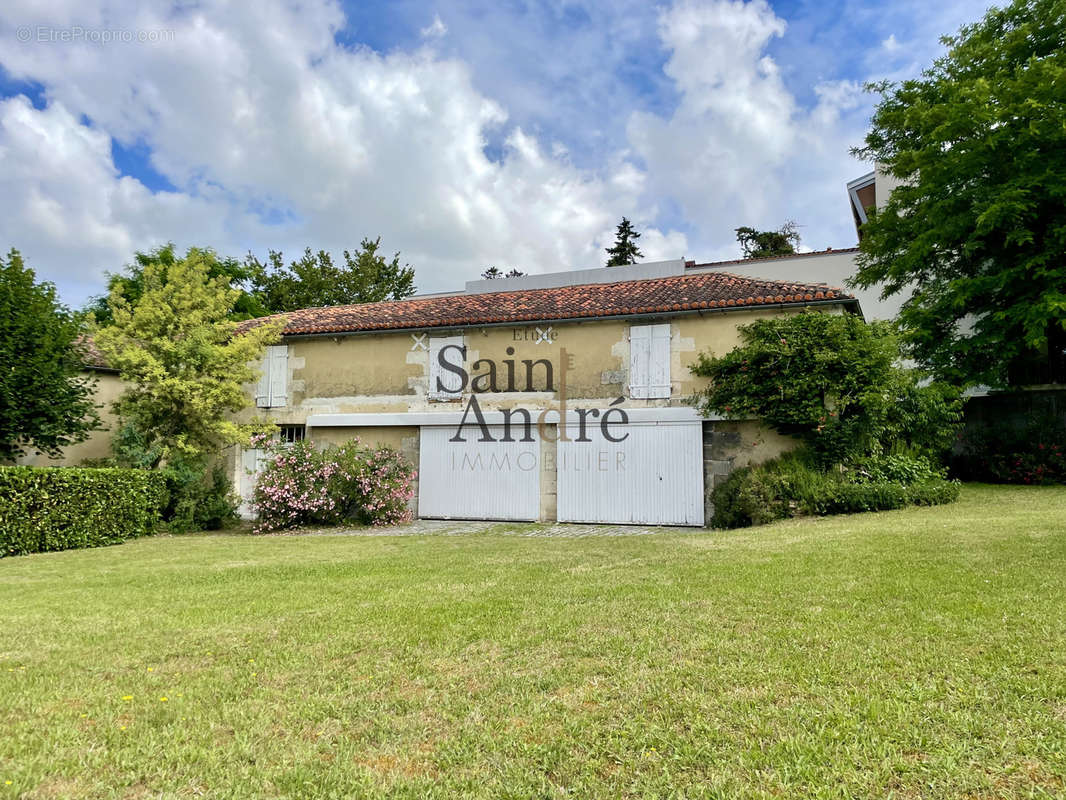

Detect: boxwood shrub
[711,451,960,529]
[0,466,164,557]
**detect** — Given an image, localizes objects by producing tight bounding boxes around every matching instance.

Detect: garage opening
[418,425,541,521]
[556,420,704,526]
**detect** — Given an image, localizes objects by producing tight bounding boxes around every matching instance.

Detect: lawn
[1,485,1065,799]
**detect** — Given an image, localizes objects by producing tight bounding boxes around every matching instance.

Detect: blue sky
[0,0,990,306]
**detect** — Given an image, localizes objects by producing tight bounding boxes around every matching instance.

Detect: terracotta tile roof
[686,247,860,269]
[241,271,855,337]
[77,336,113,370]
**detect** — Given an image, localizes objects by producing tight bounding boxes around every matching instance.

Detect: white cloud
[626,0,870,260]
[638,228,690,262]
[882,33,900,51]
[0,0,682,304]
[420,14,447,39]
[0,95,262,303]
[0,0,987,307]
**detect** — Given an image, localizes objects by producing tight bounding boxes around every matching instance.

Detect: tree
[852,0,1066,387]
[0,249,99,461]
[691,312,962,466]
[605,217,643,266]
[86,244,266,324]
[247,238,416,312]
[734,222,801,259]
[94,247,285,467]
[481,267,525,279]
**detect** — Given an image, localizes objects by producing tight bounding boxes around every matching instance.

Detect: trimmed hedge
[0,466,164,557]
[801,479,961,516]
[711,452,961,529]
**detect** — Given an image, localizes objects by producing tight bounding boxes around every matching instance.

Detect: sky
[0,0,991,308]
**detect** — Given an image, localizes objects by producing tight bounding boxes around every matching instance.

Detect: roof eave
[276,296,860,340]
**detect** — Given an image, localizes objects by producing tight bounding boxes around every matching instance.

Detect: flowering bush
[250,433,415,531]
[329,442,416,526]
[250,436,338,531]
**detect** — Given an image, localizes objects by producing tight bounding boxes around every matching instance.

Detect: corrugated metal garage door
[418,425,541,521]
[557,420,704,526]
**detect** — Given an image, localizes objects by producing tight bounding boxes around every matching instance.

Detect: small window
[278,424,305,445]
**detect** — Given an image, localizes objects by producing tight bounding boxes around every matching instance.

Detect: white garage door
[557,420,704,526]
[419,425,541,521]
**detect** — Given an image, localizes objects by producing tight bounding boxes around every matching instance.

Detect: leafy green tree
[94,247,285,467]
[734,221,800,259]
[248,238,415,312]
[605,217,643,266]
[691,312,963,466]
[86,244,266,324]
[852,0,1066,387]
[0,249,99,461]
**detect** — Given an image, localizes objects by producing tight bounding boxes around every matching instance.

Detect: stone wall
[702,420,798,526]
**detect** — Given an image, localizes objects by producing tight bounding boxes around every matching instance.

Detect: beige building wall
[249,305,832,421]
[17,371,124,467]
[237,305,835,524]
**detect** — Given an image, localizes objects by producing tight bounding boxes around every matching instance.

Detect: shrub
[157,460,240,533]
[87,433,240,533]
[711,451,960,529]
[329,442,417,526]
[951,413,1066,485]
[251,439,340,531]
[0,466,164,557]
[844,454,946,485]
[251,436,416,532]
[691,312,963,466]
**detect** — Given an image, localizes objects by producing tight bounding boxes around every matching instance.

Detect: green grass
[2,485,1065,799]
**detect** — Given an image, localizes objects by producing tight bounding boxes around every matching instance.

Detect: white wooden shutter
[255,360,270,408]
[239,445,271,518]
[647,324,672,398]
[629,325,651,398]
[266,345,289,408]
[240,447,264,502]
[429,336,464,398]
[629,324,671,399]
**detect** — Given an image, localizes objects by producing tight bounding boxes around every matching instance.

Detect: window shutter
[629,325,651,399]
[429,335,464,398]
[255,356,270,408]
[240,446,267,504]
[267,345,289,407]
[647,324,672,398]
[630,323,671,399]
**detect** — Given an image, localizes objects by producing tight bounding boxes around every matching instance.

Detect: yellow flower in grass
[159,697,168,702]
[146,667,154,672]
[122,695,133,701]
